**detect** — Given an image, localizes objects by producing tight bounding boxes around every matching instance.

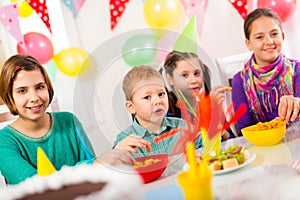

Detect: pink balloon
[257,0,297,22]
[17,32,54,64]
[157,31,179,62]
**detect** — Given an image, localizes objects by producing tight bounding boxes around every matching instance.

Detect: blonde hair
[0,55,54,115]
[122,65,165,100]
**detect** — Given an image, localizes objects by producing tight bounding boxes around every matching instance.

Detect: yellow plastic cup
[177,171,213,200]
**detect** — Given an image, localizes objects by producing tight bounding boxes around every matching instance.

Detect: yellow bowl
[241,124,286,146]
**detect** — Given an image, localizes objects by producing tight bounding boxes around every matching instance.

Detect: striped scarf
[241,54,294,122]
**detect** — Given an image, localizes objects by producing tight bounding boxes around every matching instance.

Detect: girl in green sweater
[0,55,134,185]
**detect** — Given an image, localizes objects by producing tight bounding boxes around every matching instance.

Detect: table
[143,121,300,199]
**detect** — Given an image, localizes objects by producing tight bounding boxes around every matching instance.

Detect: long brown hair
[162,51,211,117]
[0,55,54,115]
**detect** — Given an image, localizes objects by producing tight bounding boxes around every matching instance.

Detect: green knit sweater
[0,112,96,185]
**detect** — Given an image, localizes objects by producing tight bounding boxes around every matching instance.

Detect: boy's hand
[115,134,151,153]
[95,149,136,165]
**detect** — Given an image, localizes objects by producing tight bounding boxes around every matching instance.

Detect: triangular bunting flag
[180,0,208,35]
[73,0,86,15]
[228,0,248,19]
[27,0,52,33]
[173,14,198,54]
[37,147,57,176]
[0,3,26,49]
[62,0,86,16]
[110,0,130,30]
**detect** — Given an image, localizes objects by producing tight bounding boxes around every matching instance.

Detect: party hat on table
[37,147,57,176]
[173,14,198,54]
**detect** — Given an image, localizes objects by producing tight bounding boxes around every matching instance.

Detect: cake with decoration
[0,148,143,200]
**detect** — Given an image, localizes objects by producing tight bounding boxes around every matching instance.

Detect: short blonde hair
[0,55,54,115]
[122,65,165,100]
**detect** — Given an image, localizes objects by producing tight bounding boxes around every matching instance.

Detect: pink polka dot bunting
[27,0,52,33]
[229,0,248,19]
[110,0,130,30]
[0,3,26,49]
[180,0,208,35]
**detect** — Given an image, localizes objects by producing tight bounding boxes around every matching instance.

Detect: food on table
[222,158,239,169]
[146,144,152,153]
[203,144,251,171]
[247,119,286,131]
[133,158,161,169]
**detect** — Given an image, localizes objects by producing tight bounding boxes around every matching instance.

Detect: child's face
[126,78,168,128]
[12,69,50,120]
[169,58,204,100]
[245,16,284,66]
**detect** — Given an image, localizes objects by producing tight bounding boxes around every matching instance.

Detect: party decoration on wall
[122,34,159,66]
[228,0,248,19]
[257,0,296,22]
[53,47,90,76]
[17,32,54,64]
[43,60,57,83]
[11,0,34,17]
[144,0,183,38]
[110,0,130,30]
[157,31,180,62]
[62,0,87,16]
[27,0,52,33]
[180,0,208,35]
[37,147,57,176]
[173,15,198,54]
[0,3,26,50]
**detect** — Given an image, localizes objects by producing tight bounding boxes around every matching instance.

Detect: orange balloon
[53,47,89,76]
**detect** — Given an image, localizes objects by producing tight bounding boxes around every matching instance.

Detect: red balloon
[17,32,54,64]
[257,0,297,22]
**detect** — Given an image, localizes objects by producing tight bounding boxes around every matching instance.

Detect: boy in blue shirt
[113,65,202,158]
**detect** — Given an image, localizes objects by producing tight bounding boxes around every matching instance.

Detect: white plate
[183,153,256,175]
[214,153,256,175]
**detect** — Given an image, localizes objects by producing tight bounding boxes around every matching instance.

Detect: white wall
[1,0,300,155]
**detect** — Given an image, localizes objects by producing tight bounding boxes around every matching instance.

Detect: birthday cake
[0,164,143,200]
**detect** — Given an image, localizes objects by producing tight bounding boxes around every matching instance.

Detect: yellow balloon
[144,0,183,37]
[53,47,90,77]
[11,0,34,18]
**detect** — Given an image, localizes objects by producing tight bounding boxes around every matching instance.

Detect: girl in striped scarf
[232,8,300,136]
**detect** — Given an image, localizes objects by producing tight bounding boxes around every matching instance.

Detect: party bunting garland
[228,0,248,19]
[27,0,52,33]
[180,0,208,35]
[109,0,130,30]
[0,3,26,50]
[62,0,86,16]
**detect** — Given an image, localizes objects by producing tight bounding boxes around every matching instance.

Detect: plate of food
[183,144,256,175]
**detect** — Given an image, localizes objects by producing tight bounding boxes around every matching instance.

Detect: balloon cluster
[11,0,90,78]
[16,32,89,78]
[122,0,185,66]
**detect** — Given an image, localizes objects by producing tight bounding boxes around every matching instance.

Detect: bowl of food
[133,154,169,183]
[241,119,286,146]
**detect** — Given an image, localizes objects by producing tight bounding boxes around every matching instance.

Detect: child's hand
[95,149,136,165]
[278,95,300,123]
[210,85,230,106]
[115,134,151,153]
